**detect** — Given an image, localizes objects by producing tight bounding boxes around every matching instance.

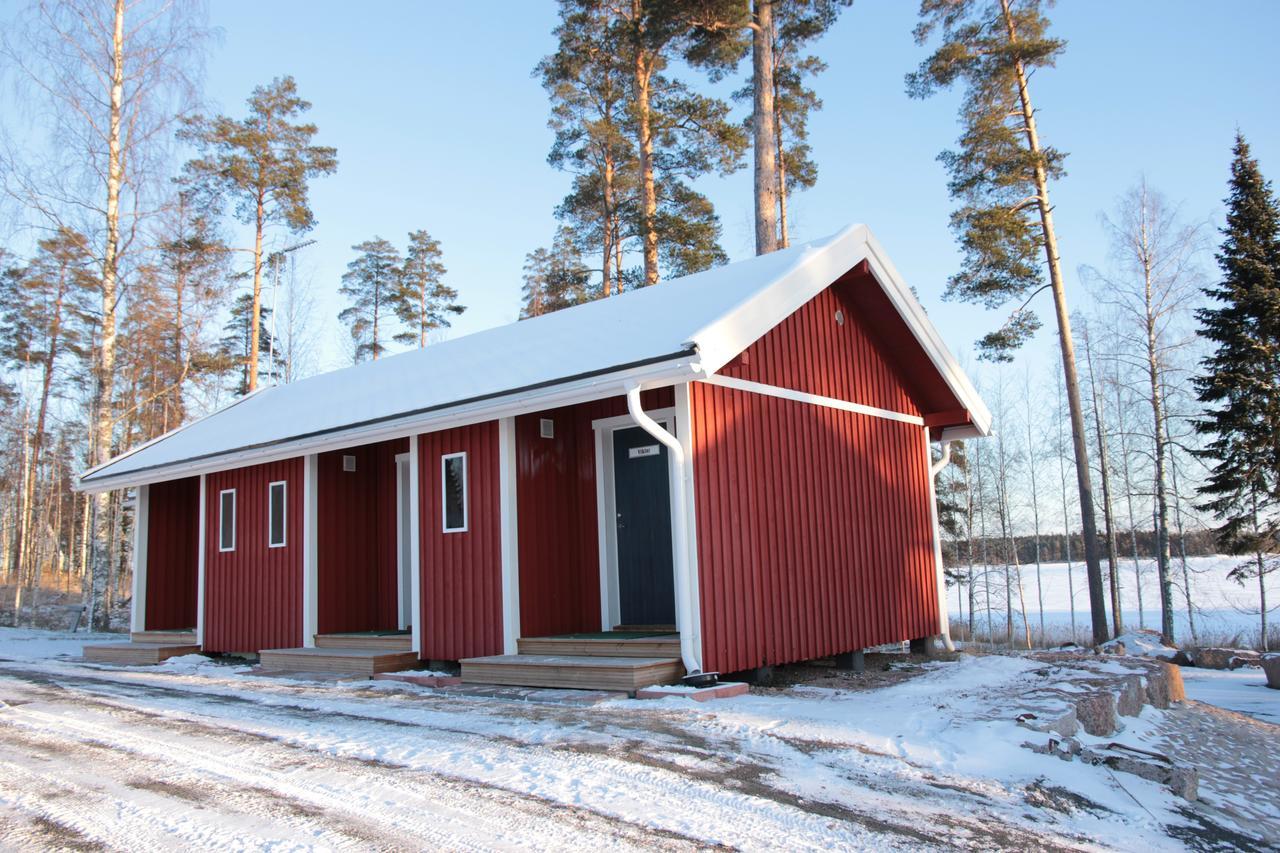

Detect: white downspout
[927,432,957,653]
[625,383,704,676]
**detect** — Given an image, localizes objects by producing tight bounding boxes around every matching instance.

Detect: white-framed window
[441,452,468,533]
[268,481,287,548]
[218,489,236,552]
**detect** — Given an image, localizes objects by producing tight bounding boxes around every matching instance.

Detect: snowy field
[949,555,1278,646]
[1,629,1277,850]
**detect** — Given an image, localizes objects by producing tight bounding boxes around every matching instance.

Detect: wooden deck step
[517,636,680,659]
[460,654,684,692]
[84,642,201,665]
[314,633,412,652]
[130,630,196,645]
[259,646,418,675]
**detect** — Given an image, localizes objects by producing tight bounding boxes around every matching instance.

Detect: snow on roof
[79,224,989,491]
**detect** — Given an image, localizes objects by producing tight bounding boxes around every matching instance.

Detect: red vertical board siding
[514,388,673,639]
[691,383,937,674]
[203,458,304,653]
[717,274,922,418]
[144,476,199,631]
[317,437,408,634]
[418,422,502,660]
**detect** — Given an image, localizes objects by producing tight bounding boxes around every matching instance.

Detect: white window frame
[268,480,287,548]
[441,451,468,534]
[218,488,236,553]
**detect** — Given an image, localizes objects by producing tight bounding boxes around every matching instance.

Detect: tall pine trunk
[89,0,126,633]
[630,8,659,287]
[1000,0,1108,645]
[248,191,265,391]
[751,0,779,256]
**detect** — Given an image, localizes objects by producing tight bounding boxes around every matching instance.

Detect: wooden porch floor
[461,633,684,692]
[83,630,200,665]
[259,645,418,675]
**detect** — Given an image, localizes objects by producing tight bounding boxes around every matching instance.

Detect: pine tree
[180,76,337,392]
[908,0,1110,645]
[394,230,464,349]
[520,228,593,320]
[1194,134,1280,651]
[541,2,636,297]
[339,238,402,362]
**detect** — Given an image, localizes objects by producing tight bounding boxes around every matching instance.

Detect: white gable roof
[79,224,990,492]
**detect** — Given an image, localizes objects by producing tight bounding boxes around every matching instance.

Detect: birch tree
[1088,179,1208,644]
[3,0,209,630]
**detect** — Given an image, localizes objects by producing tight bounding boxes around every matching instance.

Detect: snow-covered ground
[949,555,1278,646]
[1,629,1276,850]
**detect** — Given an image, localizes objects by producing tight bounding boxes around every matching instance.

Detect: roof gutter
[78,352,702,494]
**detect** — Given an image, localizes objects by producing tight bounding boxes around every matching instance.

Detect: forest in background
[0,0,1276,650]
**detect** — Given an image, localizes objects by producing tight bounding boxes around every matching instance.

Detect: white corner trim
[673,382,702,662]
[593,427,612,631]
[408,435,423,656]
[130,485,150,634]
[302,455,318,648]
[700,374,925,426]
[196,475,206,647]
[498,418,521,654]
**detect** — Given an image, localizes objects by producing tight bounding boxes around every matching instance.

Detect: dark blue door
[612,425,676,626]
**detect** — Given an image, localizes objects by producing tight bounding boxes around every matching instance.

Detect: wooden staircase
[258,632,416,675]
[83,630,201,665]
[461,634,683,692]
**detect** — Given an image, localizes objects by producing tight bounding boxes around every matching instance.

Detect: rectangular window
[441,452,468,533]
[218,489,236,552]
[268,481,287,548]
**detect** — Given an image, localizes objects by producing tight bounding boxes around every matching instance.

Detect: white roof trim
[78,223,989,493]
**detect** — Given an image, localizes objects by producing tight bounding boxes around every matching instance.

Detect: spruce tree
[908,0,1111,645]
[180,76,337,391]
[218,293,277,395]
[339,238,402,362]
[394,230,464,349]
[1194,134,1280,651]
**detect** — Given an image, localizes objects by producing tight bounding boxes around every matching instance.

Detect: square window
[539,418,554,439]
[268,481,287,548]
[441,452,467,533]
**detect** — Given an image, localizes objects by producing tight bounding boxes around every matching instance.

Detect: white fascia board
[859,229,993,436]
[691,224,991,438]
[78,356,703,494]
[690,224,871,374]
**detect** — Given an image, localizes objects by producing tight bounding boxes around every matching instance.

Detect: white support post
[408,434,423,657]
[672,382,703,665]
[130,485,150,634]
[196,475,207,647]
[303,454,318,648]
[498,417,521,654]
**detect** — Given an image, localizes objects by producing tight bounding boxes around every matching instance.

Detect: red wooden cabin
[80,226,990,687]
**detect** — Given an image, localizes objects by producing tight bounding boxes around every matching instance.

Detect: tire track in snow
[0,676,707,851]
[0,663,913,850]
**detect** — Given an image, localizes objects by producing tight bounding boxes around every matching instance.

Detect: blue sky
[62,2,1280,374]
